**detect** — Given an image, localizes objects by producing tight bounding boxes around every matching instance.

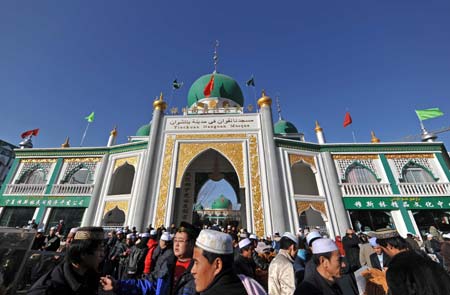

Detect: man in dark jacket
[191,229,247,294]
[43,227,60,252]
[295,238,344,295]
[234,238,256,279]
[342,229,360,272]
[369,242,391,271]
[28,226,105,295]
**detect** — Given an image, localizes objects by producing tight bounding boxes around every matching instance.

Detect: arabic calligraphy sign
[165,116,259,131]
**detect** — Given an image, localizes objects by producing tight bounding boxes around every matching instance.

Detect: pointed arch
[62,164,93,184]
[401,160,438,183]
[343,161,380,183]
[108,162,135,195]
[291,161,319,195]
[17,165,47,184]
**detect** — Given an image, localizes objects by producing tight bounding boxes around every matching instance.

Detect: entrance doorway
[174,149,244,228]
[348,210,394,232]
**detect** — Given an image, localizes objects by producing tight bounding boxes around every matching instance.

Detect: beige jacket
[268,249,295,295]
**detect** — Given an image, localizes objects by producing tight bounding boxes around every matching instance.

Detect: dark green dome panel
[136,123,151,136]
[211,195,232,209]
[187,73,244,107]
[274,120,298,134]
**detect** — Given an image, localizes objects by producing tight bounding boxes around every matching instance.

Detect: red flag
[21,128,40,139]
[203,75,215,97]
[343,112,352,127]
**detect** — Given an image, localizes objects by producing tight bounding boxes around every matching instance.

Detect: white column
[315,121,326,144]
[107,127,117,147]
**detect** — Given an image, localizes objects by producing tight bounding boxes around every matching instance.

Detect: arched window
[291,162,319,195]
[102,206,126,226]
[402,162,435,183]
[19,168,46,184]
[108,163,135,195]
[67,167,92,184]
[345,164,378,183]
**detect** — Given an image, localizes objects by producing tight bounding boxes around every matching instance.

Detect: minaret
[370,131,380,143]
[61,137,70,148]
[107,127,117,147]
[258,90,287,234]
[135,92,167,230]
[19,137,33,149]
[315,121,326,144]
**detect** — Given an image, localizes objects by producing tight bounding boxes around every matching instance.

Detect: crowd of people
[21,222,450,295]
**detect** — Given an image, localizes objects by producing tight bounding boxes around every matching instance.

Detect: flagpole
[80,122,90,147]
[351,130,357,143]
[252,87,258,113]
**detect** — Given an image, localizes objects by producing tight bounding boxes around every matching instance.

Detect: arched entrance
[173,149,245,228]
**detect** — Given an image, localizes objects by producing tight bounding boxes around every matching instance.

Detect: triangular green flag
[415,108,444,121]
[246,76,255,87]
[85,112,95,123]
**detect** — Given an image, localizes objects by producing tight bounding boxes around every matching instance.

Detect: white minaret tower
[107,127,117,147]
[315,121,326,144]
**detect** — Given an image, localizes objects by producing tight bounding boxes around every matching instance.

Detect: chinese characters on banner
[344,197,450,210]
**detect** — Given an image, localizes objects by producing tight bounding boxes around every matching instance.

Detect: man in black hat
[28,226,105,295]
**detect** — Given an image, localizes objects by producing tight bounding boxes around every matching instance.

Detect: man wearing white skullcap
[369,237,391,271]
[234,238,257,279]
[295,238,343,295]
[191,229,248,294]
[268,232,298,295]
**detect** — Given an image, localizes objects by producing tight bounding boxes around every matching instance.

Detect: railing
[340,183,392,196]
[50,184,94,195]
[398,182,450,196]
[4,184,47,195]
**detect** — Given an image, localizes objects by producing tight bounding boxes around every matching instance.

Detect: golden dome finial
[314,121,323,133]
[257,89,272,108]
[61,137,70,148]
[371,131,380,143]
[153,92,167,111]
[110,126,117,137]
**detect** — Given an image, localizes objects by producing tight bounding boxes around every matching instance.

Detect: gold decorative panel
[248,135,264,237]
[385,153,434,159]
[64,157,102,163]
[113,156,138,171]
[332,154,379,160]
[155,136,176,227]
[21,159,57,163]
[296,201,327,217]
[289,154,316,169]
[175,142,244,188]
[103,200,129,215]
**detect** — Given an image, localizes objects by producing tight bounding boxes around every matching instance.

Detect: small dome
[187,73,244,107]
[274,120,298,134]
[136,123,151,136]
[193,203,204,211]
[211,195,232,210]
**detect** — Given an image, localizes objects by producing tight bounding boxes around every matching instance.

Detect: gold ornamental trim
[21,159,57,164]
[113,156,138,171]
[332,154,379,160]
[175,142,244,188]
[385,153,434,159]
[64,157,102,163]
[155,136,176,227]
[296,201,327,217]
[103,200,129,215]
[289,154,316,169]
[249,135,264,237]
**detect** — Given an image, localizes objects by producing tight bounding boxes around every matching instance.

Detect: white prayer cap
[306,231,322,246]
[239,238,252,249]
[312,238,338,254]
[150,229,157,235]
[37,228,44,233]
[196,229,233,254]
[126,233,134,239]
[69,227,79,234]
[161,232,171,241]
[249,234,257,240]
[283,232,298,245]
[141,232,150,238]
[427,233,433,238]
[369,237,378,247]
[442,233,450,239]
[240,233,248,239]
[227,225,231,229]
[116,230,123,234]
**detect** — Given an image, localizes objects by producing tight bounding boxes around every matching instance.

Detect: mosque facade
[1,72,450,237]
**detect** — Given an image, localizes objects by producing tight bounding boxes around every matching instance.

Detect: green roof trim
[187,73,244,107]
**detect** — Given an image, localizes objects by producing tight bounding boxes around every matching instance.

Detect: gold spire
[61,137,70,148]
[110,126,117,137]
[257,89,272,108]
[314,121,323,133]
[371,131,380,143]
[153,92,167,111]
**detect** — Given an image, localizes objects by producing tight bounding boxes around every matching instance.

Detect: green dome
[193,203,204,211]
[274,120,298,134]
[211,195,232,210]
[187,73,244,107]
[136,123,151,136]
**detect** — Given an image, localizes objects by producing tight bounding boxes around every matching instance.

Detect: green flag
[415,108,444,121]
[85,112,95,123]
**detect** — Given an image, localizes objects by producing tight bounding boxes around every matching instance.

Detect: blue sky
[1,1,450,148]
